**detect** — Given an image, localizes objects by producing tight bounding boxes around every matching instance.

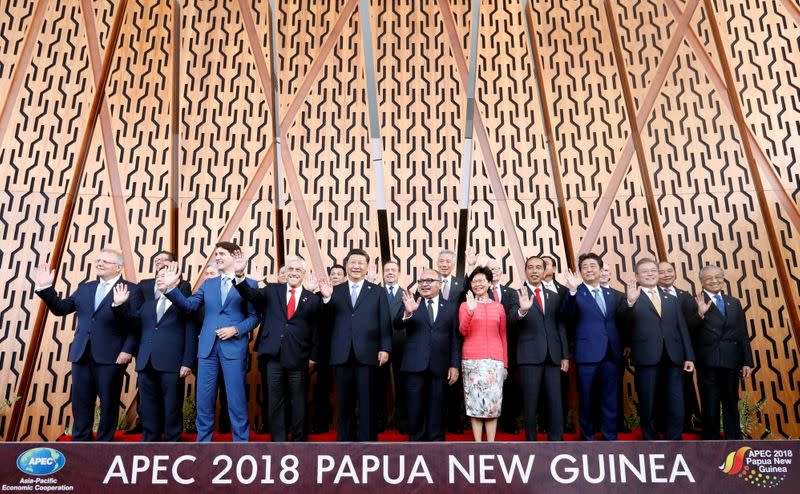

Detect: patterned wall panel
[1,0,799,440]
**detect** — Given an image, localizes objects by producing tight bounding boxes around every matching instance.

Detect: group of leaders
[32,243,753,443]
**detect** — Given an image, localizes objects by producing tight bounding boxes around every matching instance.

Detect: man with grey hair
[233,254,321,441]
[692,265,753,439]
[33,248,143,441]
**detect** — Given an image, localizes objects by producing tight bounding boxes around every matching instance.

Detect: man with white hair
[233,254,322,441]
[33,248,143,441]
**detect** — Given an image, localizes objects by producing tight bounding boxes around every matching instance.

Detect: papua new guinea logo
[720,446,791,488]
[16,447,66,475]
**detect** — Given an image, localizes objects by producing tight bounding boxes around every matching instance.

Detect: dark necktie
[714,294,726,316]
[427,299,435,323]
[388,286,395,303]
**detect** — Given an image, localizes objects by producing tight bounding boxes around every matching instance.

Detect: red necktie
[287,288,296,319]
[493,286,500,302]
[534,287,543,310]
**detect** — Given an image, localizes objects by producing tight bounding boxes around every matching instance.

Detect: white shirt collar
[287,284,303,297]
[99,275,121,287]
[704,289,722,299]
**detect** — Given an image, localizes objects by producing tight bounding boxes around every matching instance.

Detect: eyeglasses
[417,278,440,285]
[95,259,120,265]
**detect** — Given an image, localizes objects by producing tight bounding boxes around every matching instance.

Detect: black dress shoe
[124,424,143,435]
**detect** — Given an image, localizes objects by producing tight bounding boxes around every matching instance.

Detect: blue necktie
[351,284,359,306]
[388,286,395,303]
[220,276,230,302]
[715,294,726,316]
[593,288,607,316]
[94,281,108,311]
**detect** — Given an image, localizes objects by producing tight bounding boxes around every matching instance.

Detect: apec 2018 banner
[1,441,798,493]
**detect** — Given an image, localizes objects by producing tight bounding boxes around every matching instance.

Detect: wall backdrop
[0,0,798,440]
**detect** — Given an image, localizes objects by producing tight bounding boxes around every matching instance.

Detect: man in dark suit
[112,267,196,441]
[486,258,522,434]
[33,249,143,441]
[318,248,392,441]
[437,249,467,434]
[508,256,569,440]
[395,268,460,440]
[233,254,321,441]
[161,241,260,442]
[560,253,626,440]
[658,261,701,432]
[380,261,407,433]
[692,265,753,439]
[599,262,632,433]
[624,258,695,440]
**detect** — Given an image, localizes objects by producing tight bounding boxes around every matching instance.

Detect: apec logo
[16,448,66,476]
[720,446,792,489]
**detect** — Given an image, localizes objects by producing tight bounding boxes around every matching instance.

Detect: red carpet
[57,429,702,442]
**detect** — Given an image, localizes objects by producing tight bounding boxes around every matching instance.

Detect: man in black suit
[33,249,143,441]
[692,265,753,439]
[380,261,407,433]
[395,269,460,440]
[486,258,522,434]
[625,258,695,440]
[509,256,569,440]
[318,248,392,441]
[112,267,196,441]
[233,255,321,441]
[658,261,701,432]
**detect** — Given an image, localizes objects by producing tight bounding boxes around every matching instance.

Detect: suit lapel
[353,282,370,311]
[581,285,605,317]
[94,279,121,314]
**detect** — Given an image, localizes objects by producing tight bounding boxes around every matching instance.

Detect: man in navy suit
[318,248,391,441]
[508,256,569,440]
[381,261,407,433]
[624,258,695,440]
[692,265,753,439]
[33,249,143,441]
[560,252,626,440]
[112,267,196,441]
[232,254,321,441]
[395,268,460,441]
[161,241,260,442]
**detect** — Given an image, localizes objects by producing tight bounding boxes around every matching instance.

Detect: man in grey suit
[375,261,407,433]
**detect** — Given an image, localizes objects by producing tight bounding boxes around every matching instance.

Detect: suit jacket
[166,276,260,360]
[691,293,753,369]
[625,288,695,366]
[113,286,197,373]
[442,276,466,303]
[560,284,626,364]
[234,281,321,369]
[325,280,392,366]
[393,298,461,377]
[385,285,406,359]
[36,279,143,364]
[509,286,568,365]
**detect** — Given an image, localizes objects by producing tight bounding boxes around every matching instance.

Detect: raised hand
[625,280,641,304]
[466,291,478,313]
[32,263,56,288]
[366,261,379,283]
[318,276,333,299]
[401,289,421,315]
[161,261,182,289]
[113,284,130,305]
[304,274,319,292]
[563,269,583,292]
[695,292,711,316]
[232,251,247,277]
[465,246,478,267]
[517,287,533,312]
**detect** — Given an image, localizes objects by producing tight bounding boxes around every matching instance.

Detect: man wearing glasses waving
[395,269,460,441]
[33,249,143,441]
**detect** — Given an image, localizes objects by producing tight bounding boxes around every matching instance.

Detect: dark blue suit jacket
[36,279,143,364]
[166,276,260,360]
[691,292,754,370]
[113,284,197,373]
[625,288,695,366]
[234,281,321,369]
[325,280,392,365]
[509,286,568,365]
[560,284,626,364]
[393,298,461,377]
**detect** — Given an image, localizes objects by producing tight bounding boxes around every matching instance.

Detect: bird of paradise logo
[720,446,787,488]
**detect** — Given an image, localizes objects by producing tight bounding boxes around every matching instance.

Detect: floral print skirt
[462,358,504,418]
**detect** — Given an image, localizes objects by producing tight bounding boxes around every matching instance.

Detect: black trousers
[697,366,742,440]
[405,370,447,441]
[266,360,309,441]
[71,345,125,441]
[257,354,270,430]
[634,353,684,440]
[520,363,563,441]
[335,354,377,441]
[138,363,184,441]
